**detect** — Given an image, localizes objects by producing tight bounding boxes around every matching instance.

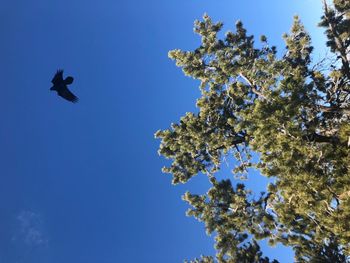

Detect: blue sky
[0,0,325,262]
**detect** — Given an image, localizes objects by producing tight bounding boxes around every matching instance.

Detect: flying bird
[50,70,78,103]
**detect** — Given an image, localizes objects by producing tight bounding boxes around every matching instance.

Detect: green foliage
[185,255,215,263]
[156,0,350,261]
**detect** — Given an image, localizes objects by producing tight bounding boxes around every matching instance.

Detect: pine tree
[156,1,350,261]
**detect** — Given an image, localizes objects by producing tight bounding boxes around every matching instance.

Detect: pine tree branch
[239,73,267,100]
[193,136,246,160]
[323,0,350,79]
[302,133,340,144]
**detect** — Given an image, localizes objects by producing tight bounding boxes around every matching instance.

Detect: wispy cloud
[13,210,48,247]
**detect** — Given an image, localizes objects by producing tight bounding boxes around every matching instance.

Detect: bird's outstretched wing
[57,86,79,103]
[51,70,64,85]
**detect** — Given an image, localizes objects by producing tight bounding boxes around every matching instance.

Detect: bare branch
[317,105,350,115]
[239,73,267,99]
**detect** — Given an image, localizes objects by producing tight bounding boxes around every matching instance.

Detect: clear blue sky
[0,1,325,262]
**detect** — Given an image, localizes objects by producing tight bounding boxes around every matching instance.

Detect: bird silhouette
[50,70,78,103]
